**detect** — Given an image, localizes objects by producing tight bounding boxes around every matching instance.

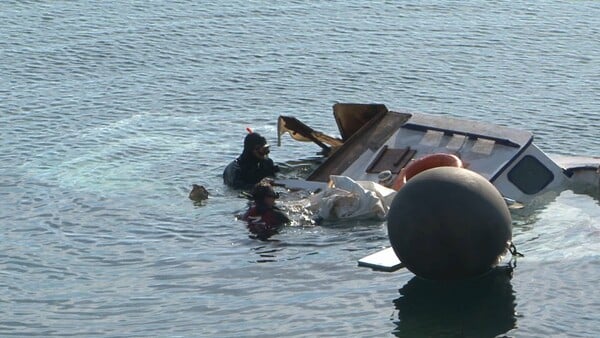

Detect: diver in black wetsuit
[223,131,279,189]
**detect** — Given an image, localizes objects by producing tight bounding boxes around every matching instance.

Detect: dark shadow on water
[247,242,314,264]
[392,265,517,338]
[248,244,283,263]
[248,234,281,243]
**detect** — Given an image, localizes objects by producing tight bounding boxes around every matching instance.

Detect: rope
[508,242,524,268]
[509,242,524,257]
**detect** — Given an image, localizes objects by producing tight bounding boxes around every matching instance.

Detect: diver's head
[250,182,279,207]
[244,132,270,160]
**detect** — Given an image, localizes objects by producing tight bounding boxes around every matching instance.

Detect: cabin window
[507,155,554,194]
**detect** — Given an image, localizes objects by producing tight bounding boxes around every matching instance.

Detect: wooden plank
[365,145,389,173]
[394,148,416,170]
[366,147,416,174]
[307,111,411,181]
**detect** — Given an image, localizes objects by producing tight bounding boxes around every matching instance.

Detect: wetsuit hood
[244,132,268,152]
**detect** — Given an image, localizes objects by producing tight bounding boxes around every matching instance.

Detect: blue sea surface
[1,1,599,337]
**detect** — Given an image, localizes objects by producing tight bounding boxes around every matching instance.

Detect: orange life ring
[392,153,463,191]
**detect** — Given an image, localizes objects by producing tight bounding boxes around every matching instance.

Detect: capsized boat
[276,103,600,206]
[275,103,600,275]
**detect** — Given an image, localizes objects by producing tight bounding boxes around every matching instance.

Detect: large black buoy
[387,166,512,280]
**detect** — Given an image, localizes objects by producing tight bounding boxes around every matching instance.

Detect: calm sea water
[2,1,599,337]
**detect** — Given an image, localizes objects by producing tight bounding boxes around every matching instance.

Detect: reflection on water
[279,158,324,180]
[393,265,517,338]
[570,184,600,206]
